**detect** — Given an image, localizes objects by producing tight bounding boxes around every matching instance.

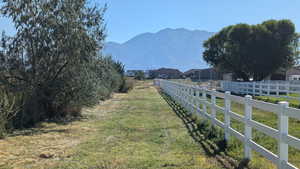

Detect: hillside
[103,28,214,71]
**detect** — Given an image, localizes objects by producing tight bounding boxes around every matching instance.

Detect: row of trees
[0,0,130,137]
[203,19,299,81]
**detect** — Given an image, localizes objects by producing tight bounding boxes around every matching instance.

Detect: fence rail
[220,81,300,100]
[154,79,300,169]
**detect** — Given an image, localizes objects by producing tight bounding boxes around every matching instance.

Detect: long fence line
[220,81,300,100]
[154,79,300,169]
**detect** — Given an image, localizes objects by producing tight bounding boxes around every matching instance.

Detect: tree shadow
[6,115,87,138]
[8,128,70,137]
[158,90,250,169]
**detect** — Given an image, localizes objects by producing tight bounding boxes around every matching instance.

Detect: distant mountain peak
[157,27,186,33]
[105,41,120,45]
[103,28,214,71]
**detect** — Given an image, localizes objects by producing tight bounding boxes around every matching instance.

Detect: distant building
[125,70,143,77]
[183,69,202,80]
[144,70,151,79]
[150,68,183,79]
[221,67,295,81]
[184,68,222,81]
[222,73,233,81]
[286,66,300,80]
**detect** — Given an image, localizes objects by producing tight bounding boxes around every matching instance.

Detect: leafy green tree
[134,71,145,80]
[0,0,125,129]
[203,20,299,81]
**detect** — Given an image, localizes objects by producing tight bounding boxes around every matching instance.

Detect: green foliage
[0,0,126,132]
[119,78,135,93]
[0,89,22,138]
[255,95,300,108]
[134,71,145,80]
[203,19,299,81]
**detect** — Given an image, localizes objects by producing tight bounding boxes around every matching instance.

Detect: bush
[0,1,127,133]
[119,78,135,93]
[134,71,145,80]
[0,89,22,138]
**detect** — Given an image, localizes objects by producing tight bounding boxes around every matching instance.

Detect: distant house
[184,68,222,81]
[262,66,300,81]
[183,69,201,80]
[150,68,183,79]
[286,66,300,80]
[222,73,233,81]
[144,70,151,79]
[221,66,297,81]
[125,70,143,77]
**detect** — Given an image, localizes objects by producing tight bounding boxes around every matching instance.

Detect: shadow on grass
[9,128,70,137]
[7,115,87,138]
[158,90,250,169]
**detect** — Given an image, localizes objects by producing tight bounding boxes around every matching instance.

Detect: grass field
[208,97,300,168]
[255,95,300,108]
[0,81,223,169]
[161,89,300,168]
[1,81,298,169]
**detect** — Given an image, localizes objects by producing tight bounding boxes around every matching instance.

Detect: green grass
[2,81,299,169]
[167,92,300,168]
[206,96,300,168]
[255,95,300,108]
[48,82,222,169]
[0,81,223,169]
[286,93,300,97]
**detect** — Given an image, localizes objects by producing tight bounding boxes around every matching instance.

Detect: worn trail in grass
[55,82,223,169]
[0,81,223,169]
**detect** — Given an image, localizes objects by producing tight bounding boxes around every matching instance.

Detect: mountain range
[103,28,214,72]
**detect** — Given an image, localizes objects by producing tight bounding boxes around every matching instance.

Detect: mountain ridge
[103,28,214,71]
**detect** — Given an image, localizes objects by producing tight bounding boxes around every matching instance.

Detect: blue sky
[0,0,299,43]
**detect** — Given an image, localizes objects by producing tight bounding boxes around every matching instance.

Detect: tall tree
[203,19,299,81]
[0,0,107,126]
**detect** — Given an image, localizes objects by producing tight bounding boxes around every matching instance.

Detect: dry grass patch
[0,93,124,169]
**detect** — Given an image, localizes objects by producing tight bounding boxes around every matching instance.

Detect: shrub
[0,89,22,138]
[134,71,145,80]
[0,1,126,131]
[119,78,135,93]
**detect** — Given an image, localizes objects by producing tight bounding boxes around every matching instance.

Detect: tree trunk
[235,71,250,81]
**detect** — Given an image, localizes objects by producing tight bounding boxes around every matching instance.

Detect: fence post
[276,82,280,96]
[224,91,231,141]
[189,87,194,112]
[190,87,194,112]
[202,90,207,114]
[211,89,217,124]
[183,88,187,108]
[278,101,289,169]
[176,85,179,99]
[244,95,253,159]
[193,87,198,114]
[259,82,262,96]
[195,88,199,114]
[220,81,224,90]
[247,83,250,94]
[253,82,256,95]
[286,82,290,96]
[181,86,184,102]
[267,82,270,95]
[187,87,191,112]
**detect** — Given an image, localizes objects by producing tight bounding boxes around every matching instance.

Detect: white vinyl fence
[154,79,300,169]
[220,81,300,100]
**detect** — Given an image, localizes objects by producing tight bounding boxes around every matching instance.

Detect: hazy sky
[0,0,299,43]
